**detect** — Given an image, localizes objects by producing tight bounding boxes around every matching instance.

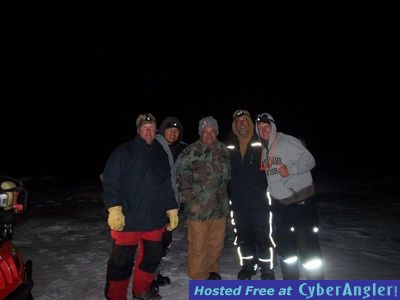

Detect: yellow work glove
[166,209,179,231]
[107,206,125,231]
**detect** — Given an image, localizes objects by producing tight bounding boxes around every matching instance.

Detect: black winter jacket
[103,136,178,231]
[226,133,269,212]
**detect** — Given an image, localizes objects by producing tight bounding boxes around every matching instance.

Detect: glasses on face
[255,113,273,124]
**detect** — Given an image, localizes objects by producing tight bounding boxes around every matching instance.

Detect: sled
[0,175,33,300]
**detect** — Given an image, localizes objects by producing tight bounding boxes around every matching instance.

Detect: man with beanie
[102,113,179,300]
[150,116,188,291]
[159,116,188,162]
[255,112,324,280]
[177,116,231,280]
[226,109,276,280]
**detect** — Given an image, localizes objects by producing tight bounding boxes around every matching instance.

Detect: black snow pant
[161,230,172,257]
[272,195,324,280]
[105,230,164,299]
[234,209,275,274]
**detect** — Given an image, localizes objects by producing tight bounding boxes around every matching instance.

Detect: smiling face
[234,115,251,137]
[163,127,180,145]
[138,122,157,145]
[257,122,272,141]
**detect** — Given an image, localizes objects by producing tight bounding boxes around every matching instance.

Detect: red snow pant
[105,228,164,300]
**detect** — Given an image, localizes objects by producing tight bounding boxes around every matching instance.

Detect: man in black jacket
[226,109,275,280]
[102,113,179,300]
[151,116,188,290]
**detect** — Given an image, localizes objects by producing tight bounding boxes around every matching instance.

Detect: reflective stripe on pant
[234,210,274,270]
[105,228,164,299]
[186,218,226,279]
[272,197,323,280]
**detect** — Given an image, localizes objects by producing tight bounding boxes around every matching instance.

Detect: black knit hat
[255,113,275,125]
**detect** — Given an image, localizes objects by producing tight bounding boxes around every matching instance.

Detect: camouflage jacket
[177,139,231,221]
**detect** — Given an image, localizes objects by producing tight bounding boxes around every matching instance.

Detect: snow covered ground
[10,165,400,299]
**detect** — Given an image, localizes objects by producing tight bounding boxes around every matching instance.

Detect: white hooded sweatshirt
[255,113,315,201]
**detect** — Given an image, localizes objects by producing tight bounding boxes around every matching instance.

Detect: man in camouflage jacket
[177,116,231,280]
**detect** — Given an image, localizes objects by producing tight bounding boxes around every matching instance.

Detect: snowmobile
[0,175,33,300]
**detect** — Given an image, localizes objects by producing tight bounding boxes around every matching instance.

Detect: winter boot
[133,289,162,300]
[237,267,257,280]
[156,273,171,286]
[150,280,159,293]
[260,268,275,280]
[207,272,222,280]
[281,262,300,280]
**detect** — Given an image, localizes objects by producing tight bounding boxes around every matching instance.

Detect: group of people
[102,109,324,300]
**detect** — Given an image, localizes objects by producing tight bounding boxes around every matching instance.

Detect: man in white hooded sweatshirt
[255,112,324,280]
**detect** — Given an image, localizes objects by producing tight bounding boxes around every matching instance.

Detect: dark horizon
[3,3,398,177]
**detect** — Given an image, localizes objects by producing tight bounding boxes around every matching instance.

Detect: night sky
[2,3,398,177]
